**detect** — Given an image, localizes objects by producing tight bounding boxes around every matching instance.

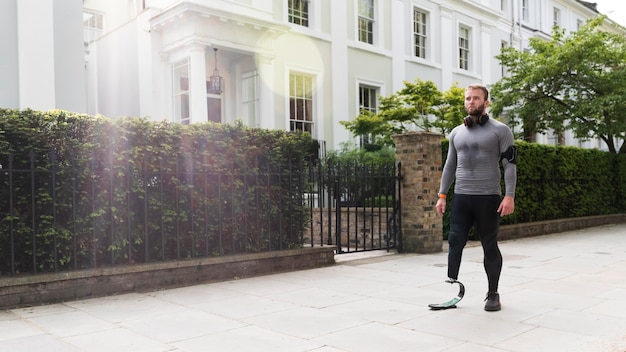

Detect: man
[436,83,517,311]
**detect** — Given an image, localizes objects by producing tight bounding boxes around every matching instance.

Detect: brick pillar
[392,132,443,253]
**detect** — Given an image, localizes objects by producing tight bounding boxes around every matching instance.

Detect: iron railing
[0,149,402,276]
[304,160,402,254]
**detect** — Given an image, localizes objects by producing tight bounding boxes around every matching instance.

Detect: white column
[330,0,350,149]
[391,0,406,92]
[158,52,171,122]
[17,0,55,110]
[257,54,275,129]
[480,21,492,83]
[137,10,154,119]
[189,45,208,123]
[440,7,454,90]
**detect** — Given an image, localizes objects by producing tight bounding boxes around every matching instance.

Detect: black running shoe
[484,292,501,311]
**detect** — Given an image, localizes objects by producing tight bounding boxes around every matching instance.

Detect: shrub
[0,109,316,274]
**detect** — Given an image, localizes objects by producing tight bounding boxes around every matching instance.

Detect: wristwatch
[437,193,446,199]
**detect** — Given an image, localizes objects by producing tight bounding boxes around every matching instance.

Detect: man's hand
[497,196,515,217]
[436,198,446,215]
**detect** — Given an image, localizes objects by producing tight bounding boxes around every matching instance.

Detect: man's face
[464,88,488,116]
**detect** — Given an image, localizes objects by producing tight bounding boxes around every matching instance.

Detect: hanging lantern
[208,48,223,94]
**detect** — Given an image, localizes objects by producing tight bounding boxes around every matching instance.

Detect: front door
[208,95,222,123]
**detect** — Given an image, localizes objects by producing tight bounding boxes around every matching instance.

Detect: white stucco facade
[0,0,86,113]
[0,0,620,151]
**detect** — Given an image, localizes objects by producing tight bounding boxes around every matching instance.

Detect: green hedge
[0,109,316,274]
[441,140,626,239]
[323,145,397,206]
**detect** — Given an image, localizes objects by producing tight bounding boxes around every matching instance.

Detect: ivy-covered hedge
[441,140,626,238]
[0,109,316,274]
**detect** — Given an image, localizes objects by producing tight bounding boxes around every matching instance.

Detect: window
[501,41,508,77]
[413,9,427,59]
[459,26,470,71]
[288,0,309,27]
[553,7,561,27]
[358,0,374,44]
[207,93,222,123]
[289,72,314,133]
[173,60,190,125]
[577,19,584,30]
[522,0,529,22]
[359,85,378,114]
[242,71,260,127]
[83,10,103,43]
[359,84,378,147]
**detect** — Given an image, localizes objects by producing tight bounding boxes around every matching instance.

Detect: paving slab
[1,224,626,351]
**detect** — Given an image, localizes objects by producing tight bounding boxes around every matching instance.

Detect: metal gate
[304,161,402,254]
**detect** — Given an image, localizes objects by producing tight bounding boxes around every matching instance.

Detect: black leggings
[447,194,502,293]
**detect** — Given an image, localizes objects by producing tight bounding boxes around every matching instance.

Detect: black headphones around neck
[464,114,489,128]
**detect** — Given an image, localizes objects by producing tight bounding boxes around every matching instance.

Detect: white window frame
[413,8,428,59]
[553,7,561,27]
[359,84,378,114]
[83,10,103,43]
[285,0,322,33]
[358,83,380,147]
[458,25,471,71]
[172,59,190,125]
[522,0,529,22]
[287,0,310,27]
[289,71,315,135]
[358,0,375,44]
[242,71,260,127]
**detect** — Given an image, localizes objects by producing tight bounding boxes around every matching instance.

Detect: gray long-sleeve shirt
[439,117,517,197]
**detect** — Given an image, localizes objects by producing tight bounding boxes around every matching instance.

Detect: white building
[0,0,618,151]
[0,0,85,113]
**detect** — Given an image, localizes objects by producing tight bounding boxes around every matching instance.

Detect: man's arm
[499,126,517,216]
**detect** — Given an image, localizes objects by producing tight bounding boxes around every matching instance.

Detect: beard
[466,104,485,117]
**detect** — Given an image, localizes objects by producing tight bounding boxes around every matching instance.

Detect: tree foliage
[490,16,626,154]
[340,80,465,147]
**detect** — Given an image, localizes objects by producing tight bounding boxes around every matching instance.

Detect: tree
[340,80,465,147]
[490,16,626,154]
[431,84,466,134]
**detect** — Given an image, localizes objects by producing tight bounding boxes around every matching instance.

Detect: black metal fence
[0,149,402,276]
[305,160,402,254]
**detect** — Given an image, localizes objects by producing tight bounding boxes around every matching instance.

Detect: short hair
[466,84,489,101]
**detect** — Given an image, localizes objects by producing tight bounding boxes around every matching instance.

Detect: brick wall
[392,132,444,253]
[0,247,335,309]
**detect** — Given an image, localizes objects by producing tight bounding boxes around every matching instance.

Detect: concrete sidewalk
[2,224,626,351]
